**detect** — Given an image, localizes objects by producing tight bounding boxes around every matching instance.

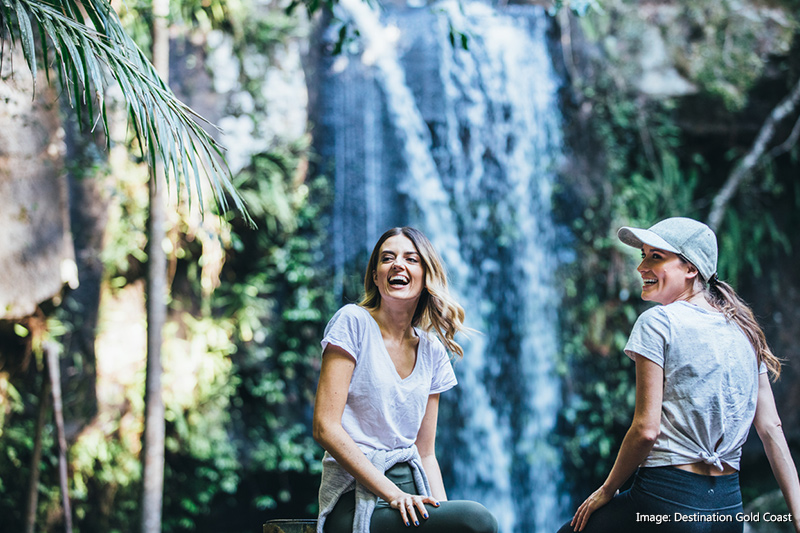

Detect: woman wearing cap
[313,227,498,533]
[559,217,800,533]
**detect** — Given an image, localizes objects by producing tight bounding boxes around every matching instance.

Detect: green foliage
[0,378,63,533]
[1,54,327,533]
[101,161,150,289]
[117,0,248,57]
[161,316,241,533]
[715,162,796,287]
[239,6,299,55]
[614,153,699,226]
[70,423,141,532]
[92,132,330,533]
[207,146,333,525]
[0,379,24,431]
[551,0,602,16]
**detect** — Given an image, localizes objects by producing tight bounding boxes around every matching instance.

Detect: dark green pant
[324,463,498,533]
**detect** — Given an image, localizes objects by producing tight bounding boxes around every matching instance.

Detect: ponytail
[706,276,782,380]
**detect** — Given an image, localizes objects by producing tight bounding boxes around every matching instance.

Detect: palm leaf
[13,0,37,89]
[0,0,251,223]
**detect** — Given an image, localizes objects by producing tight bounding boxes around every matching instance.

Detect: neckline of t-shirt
[670,300,724,317]
[360,305,423,382]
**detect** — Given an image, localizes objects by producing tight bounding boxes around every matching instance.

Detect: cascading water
[311,1,568,531]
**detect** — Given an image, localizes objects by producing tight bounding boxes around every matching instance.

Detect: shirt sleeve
[320,305,362,362]
[624,306,671,368]
[429,336,458,394]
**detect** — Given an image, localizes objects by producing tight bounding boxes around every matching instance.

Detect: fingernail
[423,514,428,519]
[405,522,409,527]
[415,521,419,526]
[434,502,440,507]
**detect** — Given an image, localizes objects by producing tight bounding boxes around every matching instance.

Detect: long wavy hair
[704,277,782,380]
[682,258,782,380]
[359,227,467,358]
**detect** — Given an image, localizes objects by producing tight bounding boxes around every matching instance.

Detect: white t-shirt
[624,300,766,471]
[321,304,458,451]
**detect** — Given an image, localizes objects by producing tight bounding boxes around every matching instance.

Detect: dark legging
[324,463,498,533]
[557,466,744,533]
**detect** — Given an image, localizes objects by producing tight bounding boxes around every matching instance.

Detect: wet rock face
[198,20,310,175]
[575,0,795,106]
[0,43,75,320]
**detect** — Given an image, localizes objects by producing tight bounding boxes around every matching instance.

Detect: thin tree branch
[769,113,800,159]
[45,341,73,533]
[25,370,51,533]
[707,75,800,231]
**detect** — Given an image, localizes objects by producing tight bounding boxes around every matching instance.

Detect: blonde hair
[703,276,782,380]
[360,227,467,358]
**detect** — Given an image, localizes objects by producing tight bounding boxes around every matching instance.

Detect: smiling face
[637,244,698,305]
[372,234,426,307]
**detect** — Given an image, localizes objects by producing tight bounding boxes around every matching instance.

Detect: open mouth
[389,275,409,287]
[643,278,657,286]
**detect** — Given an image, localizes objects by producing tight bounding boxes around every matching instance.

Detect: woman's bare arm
[754,372,800,533]
[415,394,447,501]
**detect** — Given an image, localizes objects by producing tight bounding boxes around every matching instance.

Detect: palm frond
[0,0,251,223]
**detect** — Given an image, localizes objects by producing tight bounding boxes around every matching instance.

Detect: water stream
[312,1,568,530]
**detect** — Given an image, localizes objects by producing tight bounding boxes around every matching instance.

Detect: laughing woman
[559,217,800,533]
[313,227,497,533]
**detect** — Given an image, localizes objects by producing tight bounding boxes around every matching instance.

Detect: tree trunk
[45,342,73,533]
[140,1,170,532]
[24,369,51,533]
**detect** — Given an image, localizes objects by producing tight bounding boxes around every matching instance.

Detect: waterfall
[313,1,568,531]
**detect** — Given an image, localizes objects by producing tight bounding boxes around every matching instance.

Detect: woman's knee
[469,503,499,533]
[437,500,498,533]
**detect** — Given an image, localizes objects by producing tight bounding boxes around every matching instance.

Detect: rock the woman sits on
[313,226,498,533]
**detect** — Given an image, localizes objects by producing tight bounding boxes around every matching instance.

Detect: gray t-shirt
[624,300,766,471]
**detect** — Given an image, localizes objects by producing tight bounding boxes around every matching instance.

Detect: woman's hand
[389,492,440,527]
[569,486,616,532]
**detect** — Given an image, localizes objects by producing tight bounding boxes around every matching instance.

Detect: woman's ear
[685,263,699,280]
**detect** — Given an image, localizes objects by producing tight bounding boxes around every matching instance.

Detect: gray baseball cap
[617,217,718,281]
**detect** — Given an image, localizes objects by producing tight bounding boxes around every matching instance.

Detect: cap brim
[618,227,681,254]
